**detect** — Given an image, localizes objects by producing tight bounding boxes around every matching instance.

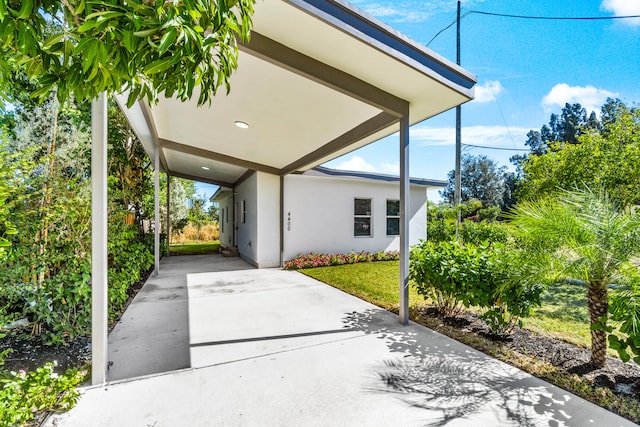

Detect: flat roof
[304,166,447,187]
[116,0,475,187]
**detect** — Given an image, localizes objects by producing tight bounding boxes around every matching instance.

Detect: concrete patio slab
[46,256,636,427]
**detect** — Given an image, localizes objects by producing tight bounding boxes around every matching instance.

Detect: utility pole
[454,0,462,236]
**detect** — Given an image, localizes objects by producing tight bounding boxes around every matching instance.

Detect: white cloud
[350,2,431,23]
[411,125,530,147]
[601,0,640,26]
[350,0,486,23]
[473,80,505,103]
[380,162,399,174]
[542,83,619,116]
[333,155,378,172]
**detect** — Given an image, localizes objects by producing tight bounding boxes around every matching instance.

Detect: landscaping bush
[410,240,544,334]
[605,271,640,364]
[108,215,154,319]
[0,345,86,427]
[426,220,456,243]
[284,251,399,270]
[459,220,510,246]
[0,211,153,345]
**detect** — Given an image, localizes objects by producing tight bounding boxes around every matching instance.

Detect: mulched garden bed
[413,306,640,423]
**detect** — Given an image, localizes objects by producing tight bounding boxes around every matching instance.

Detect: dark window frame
[386,199,400,236]
[354,198,372,237]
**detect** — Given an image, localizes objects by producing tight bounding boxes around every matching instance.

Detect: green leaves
[10,0,34,20]
[158,27,178,54]
[518,101,640,208]
[0,0,256,109]
[144,57,173,75]
[410,239,544,333]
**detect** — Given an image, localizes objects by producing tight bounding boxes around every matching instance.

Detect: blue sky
[198,0,640,201]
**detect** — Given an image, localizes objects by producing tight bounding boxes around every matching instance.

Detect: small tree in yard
[509,187,640,368]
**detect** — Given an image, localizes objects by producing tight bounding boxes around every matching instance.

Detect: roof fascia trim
[311,166,448,187]
[287,0,476,94]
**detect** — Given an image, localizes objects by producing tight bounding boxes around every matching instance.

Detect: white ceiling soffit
[117,0,476,185]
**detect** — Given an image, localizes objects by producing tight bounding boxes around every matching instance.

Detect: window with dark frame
[386,199,400,236]
[241,200,246,224]
[354,198,372,237]
[221,208,225,233]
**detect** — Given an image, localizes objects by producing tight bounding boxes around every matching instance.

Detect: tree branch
[60,0,82,28]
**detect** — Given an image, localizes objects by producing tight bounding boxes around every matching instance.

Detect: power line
[462,143,529,151]
[426,10,640,46]
[426,18,457,47]
[466,10,640,21]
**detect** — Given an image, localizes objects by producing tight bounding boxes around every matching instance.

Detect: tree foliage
[508,187,640,367]
[516,100,640,206]
[0,90,160,343]
[441,154,512,209]
[0,0,255,107]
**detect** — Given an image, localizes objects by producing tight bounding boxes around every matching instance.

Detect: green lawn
[522,281,592,349]
[169,241,220,256]
[300,260,593,348]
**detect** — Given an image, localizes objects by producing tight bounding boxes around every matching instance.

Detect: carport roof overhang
[115,0,476,187]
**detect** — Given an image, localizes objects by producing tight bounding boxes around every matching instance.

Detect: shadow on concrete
[107,254,253,381]
[190,328,355,348]
[342,308,583,427]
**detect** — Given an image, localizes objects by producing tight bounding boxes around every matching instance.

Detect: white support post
[91,93,108,385]
[154,146,160,276]
[399,116,410,325]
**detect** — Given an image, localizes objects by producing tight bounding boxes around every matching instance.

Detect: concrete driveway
[45,255,635,427]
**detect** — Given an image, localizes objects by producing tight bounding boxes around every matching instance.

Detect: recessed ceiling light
[201,166,210,170]
[234,120,249,129]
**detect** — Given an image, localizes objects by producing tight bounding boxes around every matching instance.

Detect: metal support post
[91,92,108,385]
[399,115,410,325]
[154,146,160,276]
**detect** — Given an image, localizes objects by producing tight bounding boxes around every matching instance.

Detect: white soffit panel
[164,149,248,184]
[150,53,382,170]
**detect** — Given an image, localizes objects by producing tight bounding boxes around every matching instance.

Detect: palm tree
[509,187,640,368]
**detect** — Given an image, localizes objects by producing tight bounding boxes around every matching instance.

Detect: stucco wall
[234,172,259,264]
[217,172,281,268]
[256,172,281,268]
[282,174,427,261]
[218,194,234,249]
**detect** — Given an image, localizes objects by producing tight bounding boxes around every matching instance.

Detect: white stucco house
[213,167,446,267]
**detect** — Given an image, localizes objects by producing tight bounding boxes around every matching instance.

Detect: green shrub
[459,220,510,246]
[478,206,501,222]
[108,216,154,318]
[426,220,456,243]
[409,240,473,315]
[0,211,153,344]
[410,240,544,334]
[0,361,86,427]
[605,272,640,364]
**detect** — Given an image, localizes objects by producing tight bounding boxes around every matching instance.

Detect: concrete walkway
[45,255,635,427]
